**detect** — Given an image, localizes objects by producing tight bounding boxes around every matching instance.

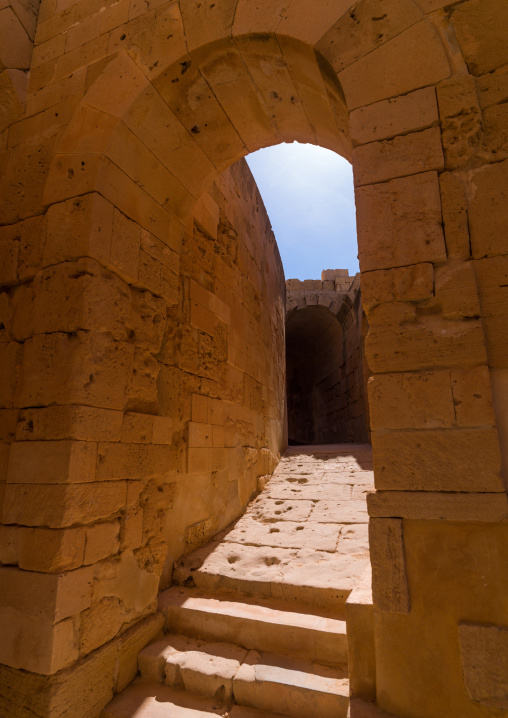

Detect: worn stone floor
[104,444,374,718]
[175,443,374,616]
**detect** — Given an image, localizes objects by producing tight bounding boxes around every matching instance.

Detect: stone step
[138,635,248,701]
[103,681,289,718]
[234,651,349,718]
[102,682,226,717]
[137,636,348,718]
[174,540,368,617]
[158,586,348,666]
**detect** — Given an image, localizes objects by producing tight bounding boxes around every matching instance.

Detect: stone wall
[286,271,369,445]
[1,0,508,715]
[0,157,285,712]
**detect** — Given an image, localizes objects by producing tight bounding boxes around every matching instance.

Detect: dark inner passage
[286,304,369,445]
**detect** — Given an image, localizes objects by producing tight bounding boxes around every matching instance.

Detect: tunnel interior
[285,302,369,445]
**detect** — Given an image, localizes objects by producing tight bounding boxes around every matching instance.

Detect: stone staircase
[103,445,374,718]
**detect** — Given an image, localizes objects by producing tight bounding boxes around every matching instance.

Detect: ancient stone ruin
[1,0,508,716]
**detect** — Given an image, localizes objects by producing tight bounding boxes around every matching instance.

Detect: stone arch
[2,1,508,716]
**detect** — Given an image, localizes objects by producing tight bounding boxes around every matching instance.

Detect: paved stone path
[176,443,374,615]
[104,444,374,718]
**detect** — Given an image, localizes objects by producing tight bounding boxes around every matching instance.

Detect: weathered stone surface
[356,172,446,272]
[369,518,410,614]
[7,439,97,484]
[439,171,471,259]
[366,304,487,373]
[353,127,444,187]
[368,490,508,522]
[437,74,482,170]
[368,371,455,430]
[350,87,439,146]
[451,0,508,75]
[339,21,450,110]
[372,428,504,491]
[458,622,508,709]
[346,566,375,702]
[361,264,433,311]
[474,256,508,368]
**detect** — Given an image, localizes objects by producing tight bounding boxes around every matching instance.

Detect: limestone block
[110,209,141,284]
[481,101,508,164]
[437,74,482,170]
[19,526,86,572]
[0,341,22,407]
[0,564,93,621]
[474,256,508,367]
[0,7,32,68]
[18,214,47,281]
[31,33,66,68]
[0,639,117,716]
[84,521,120,564]
[7,440,97,484]
[121,508,143,551]
[316,0,423,74]
[339,21,450,110]
[467,160,508,259]
[439,171,471,260]
[353,127,444,186]
[451,0,508,75]
[16,405,123,442]
[477,66,508,110]
[107,5,186,81]
[368,490,508,522]
[0,223,19,286]
[368,371,455,430]
[44,193,114,265]
[0,609,77,674]
[0,524,21,564]
[152,416,173,445]
[18,331,135,410]
[79,596,128,657]
[0,68,25,133]
[372,427,504,491]
[115,611,164,692]
[369,518,410,614]
[451,366,496,429]
[458,622,508,709]
[356,172,446,272]
[350,86,438,146]
[2,481,129,527]
[434,260,481,320]
[126,348,159,413]
[93,550,159,614]
[365,305,487,373]
[346,565,375,701]
[96,442,176,480]
[127,289,165,352]
[361,263,433,311]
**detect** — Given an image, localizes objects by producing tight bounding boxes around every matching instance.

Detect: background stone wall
[286,272,369,445]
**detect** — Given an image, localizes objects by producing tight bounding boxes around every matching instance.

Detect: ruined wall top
[286,269,355,296]
[285,270,360,318]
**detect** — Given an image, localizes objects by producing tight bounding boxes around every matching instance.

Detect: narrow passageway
[104,444,374,718]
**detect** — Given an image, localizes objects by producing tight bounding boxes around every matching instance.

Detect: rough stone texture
[458,622,508,710]
[176,445,373,619]
[1,1,508,716]
[369,518,410,614]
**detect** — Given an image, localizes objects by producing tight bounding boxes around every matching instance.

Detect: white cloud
[246,142,358,280]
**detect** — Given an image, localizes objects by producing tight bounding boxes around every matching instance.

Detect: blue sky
[246,142,359,281]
